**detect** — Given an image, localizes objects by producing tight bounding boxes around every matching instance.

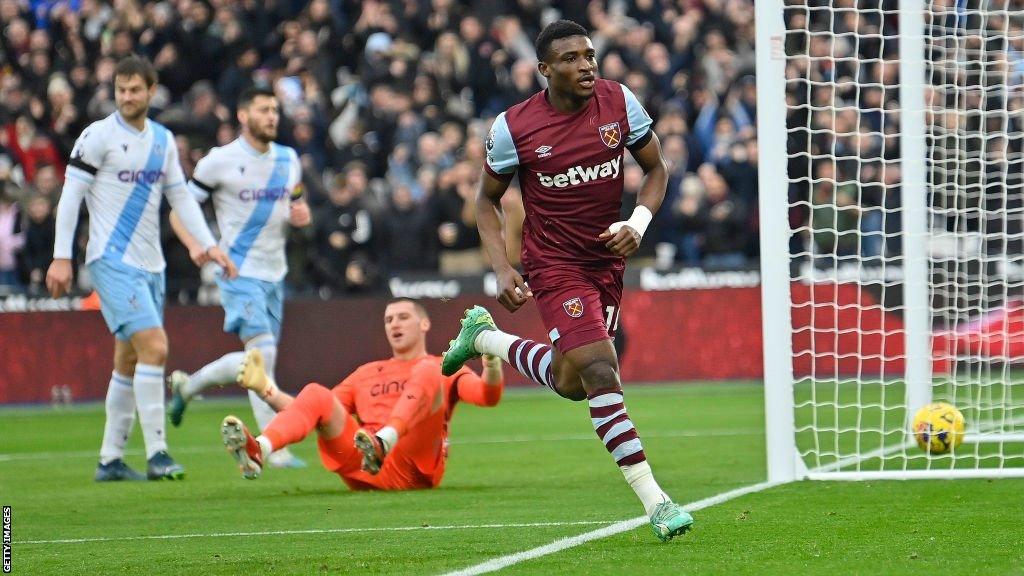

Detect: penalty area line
[441,480,781,576]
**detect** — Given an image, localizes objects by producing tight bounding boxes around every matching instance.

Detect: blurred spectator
[379,183,437,274]
[811,179,860,267]
[5,115,63,183]
[693,164,750,269]
[161,204,200,304]
[430,160,484,275]
[0,185,25,294]
[31,162,61,201]
[499,58,542,110]
[669,174,705,266]
[19,193,55,296]
[718,140,757,204]
[157,82,225,150]
[312,171,378,295]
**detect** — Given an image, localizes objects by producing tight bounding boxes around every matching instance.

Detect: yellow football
[912,402,965,454]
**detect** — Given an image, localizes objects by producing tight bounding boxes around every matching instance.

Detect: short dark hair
[387,298,430,319]
[114,55,158,87]
[237,86,276,110]
[535,19,589,62]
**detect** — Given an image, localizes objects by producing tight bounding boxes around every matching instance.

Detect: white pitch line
[0,429,759,463]
[441,480,781,576]
[445,413,1024,574]
[16,520,617,545]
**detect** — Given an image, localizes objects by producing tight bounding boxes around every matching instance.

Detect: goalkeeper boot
[649,501,694,542]
[221,415,263,480]
[236,348,276,398]
[94,458,146,482]
[146,450,186,480]
[441,305,497,376]
[353,428,388,475]
[167,370,190,427]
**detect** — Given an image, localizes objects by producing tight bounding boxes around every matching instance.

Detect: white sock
[474,329,519,362]
[248,389,278,431]
[245,334,279,432]
[376,426,398,453]
[133,363,168,458]
[183,351,246,398]
[99,372,136,464]
[246,334,277,374]
[621,461,670,517]
[255,435,273,460]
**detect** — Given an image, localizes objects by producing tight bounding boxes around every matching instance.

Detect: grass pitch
[2,383,1022,575]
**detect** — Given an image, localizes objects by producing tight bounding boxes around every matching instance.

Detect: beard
[118,101,148,121]
[249,122,277,144]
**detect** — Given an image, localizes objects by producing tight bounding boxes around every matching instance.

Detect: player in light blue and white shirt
[166,87,312,469]
[46,56,238,482]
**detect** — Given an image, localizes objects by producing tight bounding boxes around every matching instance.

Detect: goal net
[756,0,1024,480]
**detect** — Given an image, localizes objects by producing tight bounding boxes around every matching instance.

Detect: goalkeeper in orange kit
[219,298,504,490]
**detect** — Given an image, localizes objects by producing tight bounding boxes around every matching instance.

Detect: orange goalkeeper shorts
[316,418,440,491]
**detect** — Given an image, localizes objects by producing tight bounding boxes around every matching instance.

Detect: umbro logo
[535,145,553,158]
[121,144,128,153]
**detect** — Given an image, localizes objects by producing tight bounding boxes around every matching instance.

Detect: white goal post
[757,0,1024,481]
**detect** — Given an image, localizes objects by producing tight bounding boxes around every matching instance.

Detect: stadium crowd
[783,0,1024,268]
[0,0,760,299]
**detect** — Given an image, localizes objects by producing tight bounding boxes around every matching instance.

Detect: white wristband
[609,205,654,238]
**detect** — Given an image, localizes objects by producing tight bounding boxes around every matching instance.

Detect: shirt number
[605,305,620,332]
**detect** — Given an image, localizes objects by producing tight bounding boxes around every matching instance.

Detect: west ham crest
[563,297,584,318]
[599,122,621,148]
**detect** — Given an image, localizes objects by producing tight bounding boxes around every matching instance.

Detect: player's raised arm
[451,356,504,407]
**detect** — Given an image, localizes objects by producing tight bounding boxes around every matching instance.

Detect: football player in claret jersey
[441,20,693,541]
[46,55,237,481]
[217,299,504,491]
[164,87,311,469]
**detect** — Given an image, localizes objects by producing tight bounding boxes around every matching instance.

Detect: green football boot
[649,501,694,542]
[441,305,497,376]
[167,370,190,427]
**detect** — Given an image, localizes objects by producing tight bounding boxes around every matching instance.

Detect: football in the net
[912,402,965,454]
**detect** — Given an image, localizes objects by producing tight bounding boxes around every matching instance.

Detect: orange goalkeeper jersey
[331,355,502,487]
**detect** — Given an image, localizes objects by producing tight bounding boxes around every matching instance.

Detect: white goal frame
[756,0,1024,481]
